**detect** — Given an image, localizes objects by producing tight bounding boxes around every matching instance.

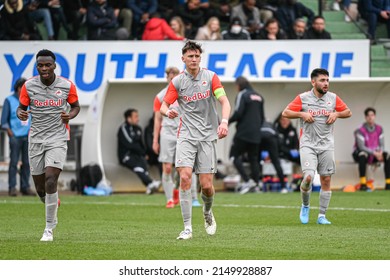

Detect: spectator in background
[117,108,161,194]
[110,0,133,39]
[358,0,390,44]
[1,0,40,40]
[352,107,390,191]
[274,112,300,165]
[221,16,251,39]
[259,121,289,193]
[255,0,276,22]
[127,0,157,39]
[305,15,331,39]
[157,0,178,21]
[176,0,205,39]
[256,17,287,39]
[208,0,239,30]
[275,0,314,35]
[1,78,35,197]
[287,17,306,39]
[195,16,222,40]
[46,0,72,40]
[24,0,55,40]
[169,15,186,38]
[142,12,184,40]
[87,0,119,40]
[63,0,89,40]
[229,76,264,195]
[231,0,262,39]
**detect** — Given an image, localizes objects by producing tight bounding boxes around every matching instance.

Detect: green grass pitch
[1,191,389,260]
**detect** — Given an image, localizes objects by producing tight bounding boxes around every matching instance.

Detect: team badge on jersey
[202,81,208,87]
[55,90,62,95]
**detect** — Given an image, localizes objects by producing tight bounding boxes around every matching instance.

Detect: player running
[17,49,80,241]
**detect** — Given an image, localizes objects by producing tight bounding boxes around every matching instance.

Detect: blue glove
[289,149,299,158]
[261,151,269,160]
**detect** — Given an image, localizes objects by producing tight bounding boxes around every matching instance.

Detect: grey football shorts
[29,141,68,175]
[158,135,176,164]
[300,146,335,176]
[175,138,217,174]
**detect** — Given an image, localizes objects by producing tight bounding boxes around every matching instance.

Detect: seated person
[256,18,287,40]
[358,0,390,43]
[117,108,160,194]
[304,15,331,39]
[221,17,251,40]
[274,112,300,165]
[352,107,390,191]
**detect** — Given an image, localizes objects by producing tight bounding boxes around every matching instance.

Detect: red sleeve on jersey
[211,73,223,94]
[164,81,178,104]
[19,84,30,106]
[335,96,347,112]
[153,95,162,112]
[67,82,78,104]
[287,95,302,112]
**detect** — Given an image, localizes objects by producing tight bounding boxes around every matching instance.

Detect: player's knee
[45,175,58,191]
[358,151,368,158]
[179,173,192,189]
[301,171,314,191]
[164,164,173,174]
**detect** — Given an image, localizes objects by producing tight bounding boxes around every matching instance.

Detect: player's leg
[299,147,317,224]
[175,139,196,239]
[20,137,34,195]
[382,152,390,190]
[316,150,335,225]
[159,137,176,206]
[29,143,46,202]
[354,151,369,190]
[191,173,201,207]
[198,140,217,235]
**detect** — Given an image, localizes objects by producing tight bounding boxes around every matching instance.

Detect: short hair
[165,66,180,75]
[294,18,306,26]
[364,107,376,116]
[124,108,138,119]
[36,49,56,61]
[182,40,203,55]
[235,76,252,91]
[13,77,27,92]
[313,15,325,23]
[310,68,329,79]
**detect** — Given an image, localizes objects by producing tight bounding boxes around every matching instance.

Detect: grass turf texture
[0,191,389,260]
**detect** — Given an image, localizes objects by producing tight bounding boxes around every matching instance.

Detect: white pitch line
[1,199,390,212]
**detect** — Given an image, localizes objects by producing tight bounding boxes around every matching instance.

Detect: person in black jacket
[229,76,264,194]
[274,112,300,164]
[275,0,314,35]
[117,108,160,194]
[304,15,331,39]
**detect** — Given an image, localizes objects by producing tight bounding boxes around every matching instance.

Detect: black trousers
[121,154,153,186]
[259,136,285,188]
[353,150,390,179]
[230,138,260,183]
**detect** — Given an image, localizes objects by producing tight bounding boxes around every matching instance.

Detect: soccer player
[160,40,231,239]
[352,107,390,191]
[17,49,80,241]
[282,68,351,225]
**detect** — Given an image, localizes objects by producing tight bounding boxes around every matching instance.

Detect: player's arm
[282,95,314,123]
[17,84,30,121]
[326,96,352,124]
[153,96,163,154]
[61,101,80,124]
[217,95,230,139]
[161,81,179,119]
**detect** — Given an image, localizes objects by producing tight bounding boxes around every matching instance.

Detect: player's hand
[301,112,314,123]
[61,111,70,124]
[152,141,160,155]
[326,112,338,124]
[217,122,228,139]
[166,109,179,119]
[373,150,383,162]
[17,108,30,121]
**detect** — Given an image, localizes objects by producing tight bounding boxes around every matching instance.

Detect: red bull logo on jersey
[183,90,210,103]
[34,99,63,107]
[308,108,332,116]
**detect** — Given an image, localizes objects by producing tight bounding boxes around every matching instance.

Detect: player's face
[36,56,56,84]
[182,49,201,73]
[365,111,376,126]
[312,74,329,95]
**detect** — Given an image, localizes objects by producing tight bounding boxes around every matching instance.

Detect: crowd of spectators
[0,0,388,42]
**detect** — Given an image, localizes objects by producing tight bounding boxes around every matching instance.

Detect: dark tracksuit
[117,122,153,186]
[229,87,264,184]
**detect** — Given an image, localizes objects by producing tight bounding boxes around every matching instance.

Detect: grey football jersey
[153,85,180,139]
[20,75,79,143]
[287,89,347,151]
[164,69,223,141]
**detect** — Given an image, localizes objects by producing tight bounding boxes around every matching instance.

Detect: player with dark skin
[17,54,80,197]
